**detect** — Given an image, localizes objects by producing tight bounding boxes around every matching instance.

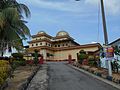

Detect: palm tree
[0,0,31,56]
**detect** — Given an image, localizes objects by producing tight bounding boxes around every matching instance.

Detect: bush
[77,50,88,64]
[11,53,23,60]
[10,59,26,70]
[0,60,11,86]
[12,60,26,67]
[0,57,10,60]
[88,55,98,67]
[19,60,26,66]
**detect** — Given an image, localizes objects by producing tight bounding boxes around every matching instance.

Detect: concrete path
[27,64,48,90]
[47,62,119,90]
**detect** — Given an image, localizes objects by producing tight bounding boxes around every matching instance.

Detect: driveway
[47,62,119,90]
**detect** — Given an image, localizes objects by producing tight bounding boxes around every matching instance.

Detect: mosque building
[26,31,101,61]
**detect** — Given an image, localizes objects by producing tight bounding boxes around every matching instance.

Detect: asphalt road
[47,62,119,90]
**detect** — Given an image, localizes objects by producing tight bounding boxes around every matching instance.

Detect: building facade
[109,38,120,50]
[26,31,101,61]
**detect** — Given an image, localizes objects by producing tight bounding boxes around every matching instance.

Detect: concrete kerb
[68,64,120,90]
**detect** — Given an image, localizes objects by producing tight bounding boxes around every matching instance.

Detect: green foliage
[114,46,120,56]
[79,50,86,54]
[11,62,18,70]
[88,55,98,67]
[0,0,31,56]
[10,53,26,69]
[32,49,40,65]
[88,55,94,61]
[77,50,88,64]
[47,53,54,57]
[11,53,23,59]
[11,59,26,70]
[0,60,10,85]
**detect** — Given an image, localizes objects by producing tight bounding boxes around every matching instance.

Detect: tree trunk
[1,51,4,56]
[0,47,4,56]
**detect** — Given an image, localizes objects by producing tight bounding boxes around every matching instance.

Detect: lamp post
[75,0,112,76]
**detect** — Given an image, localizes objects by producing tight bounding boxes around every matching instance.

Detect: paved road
[47,62,119,90]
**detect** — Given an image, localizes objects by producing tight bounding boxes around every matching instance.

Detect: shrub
[11,53,23,60]
[0,60,11,86]
[88,55,98,67]
[77,50,88,64]
[0,57,10,60]
[11,60,26,69]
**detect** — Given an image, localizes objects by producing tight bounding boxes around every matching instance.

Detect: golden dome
[56,31,69,37]
[38,31,46,34]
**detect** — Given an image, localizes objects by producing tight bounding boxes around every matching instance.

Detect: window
[66,43,68,46]
[32,44,34,46]
[49,44,51,46]
[58,45,60,47]
[40,43,42,45]
[63,44,64,46]
[55,45,57,47]
[46,43,47,45]
[36,43,38,46]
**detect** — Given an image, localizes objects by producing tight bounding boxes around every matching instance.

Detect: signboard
[106,47,114,58]
[106,46,114,60]
[100,46,114,60]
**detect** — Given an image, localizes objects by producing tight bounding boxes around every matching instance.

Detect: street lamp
[75,0,112,76]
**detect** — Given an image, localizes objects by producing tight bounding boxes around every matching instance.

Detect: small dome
[56,31,69,37]
[38,31,46,34]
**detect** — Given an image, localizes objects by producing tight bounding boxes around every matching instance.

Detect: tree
[32,49,41,65]
[114,46,120,56]
[0,0,31,56]
[77,50,88,64]
[11,53,23,59]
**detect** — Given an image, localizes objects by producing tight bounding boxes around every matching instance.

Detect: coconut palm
[0,0,31,56]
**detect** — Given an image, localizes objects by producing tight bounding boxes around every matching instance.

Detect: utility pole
[75,0,112,76]
[100,0,112,76]
[100,0,108,45]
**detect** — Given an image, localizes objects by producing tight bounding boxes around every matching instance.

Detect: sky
[18,0,120,45]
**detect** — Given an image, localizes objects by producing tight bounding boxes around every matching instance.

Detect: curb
[68,64,120,90]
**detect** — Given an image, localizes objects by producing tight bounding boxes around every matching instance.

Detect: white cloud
[26,0,82,13]
[20,0,120,15]
[85,0,120,15]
